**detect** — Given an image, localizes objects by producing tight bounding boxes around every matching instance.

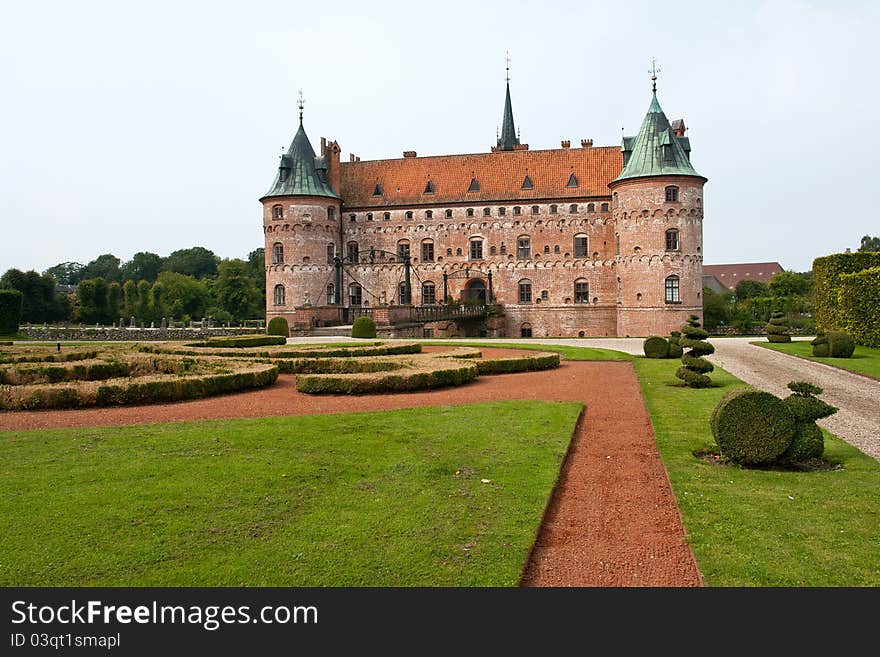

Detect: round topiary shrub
[676,315,715,388]
[643,336,670,359]
[710,388,796,464]
[781,422,824,462]
[766,310,791,343]
[826,331,855,358]
[351,316,377,339]
[267,316,290,337]
[811,333,829,357]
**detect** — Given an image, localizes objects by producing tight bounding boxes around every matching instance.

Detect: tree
[212,259,262,320]
[153,271,210,320]
[0,289,23,335]
[107,281,122,323]
[735,279,768,299]
[702,286,732,330]
[163,247,218,279]
[44,262,84,286]
[768,270,811,298]
[121,252,163,283]
[858,235,880,252]
[79,254,122,283]
[75,278,106,324]
[0,269,60,323]
[136,280,152,323]
[122,280,138,319]
[247,247,266,310]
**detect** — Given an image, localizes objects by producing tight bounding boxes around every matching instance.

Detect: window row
[344,203,610,223]
[369,174,594,198]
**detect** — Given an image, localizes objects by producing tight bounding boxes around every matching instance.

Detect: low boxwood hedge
[296,360,477,394]
[186,335,287,348]
[142,342,422,359]
[474,353,560,375]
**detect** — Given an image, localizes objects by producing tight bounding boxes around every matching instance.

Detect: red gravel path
[0,347,701,587]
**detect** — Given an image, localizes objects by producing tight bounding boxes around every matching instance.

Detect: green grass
[419,340,632,361]
[634,357,880,586]
[753,340,880,380]
[0,401,581,586]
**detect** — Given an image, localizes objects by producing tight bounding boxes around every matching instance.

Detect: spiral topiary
[766,310,791,343]
[351,316,377,339]
[675,315,715,388]
[267,316,290,337]
[643,336,671,358]
[710,388,796,464]
[811,333,829,357]
[826,331,855,358]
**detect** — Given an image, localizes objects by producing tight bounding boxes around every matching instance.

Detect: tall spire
[297,89,305,125]
[497,51,520,151]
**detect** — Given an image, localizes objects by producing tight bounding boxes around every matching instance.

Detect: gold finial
[649,57,660,93]
[505,51,511,83]
[297,89,305,124]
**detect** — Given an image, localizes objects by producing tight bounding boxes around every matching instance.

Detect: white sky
[1,0,876,274]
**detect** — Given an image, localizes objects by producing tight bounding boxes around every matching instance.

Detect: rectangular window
[574,236,588,258]
[421,242,434,262]
[575,281,589,303]
[665,277,680,303]
[666,231,679,251]
[422,284,436,305]
[327,244,335,264]
[469,240,483,260]
[347,243,359,263]
[397,242,410,259]
[665,186,679,202]
[349,285,362,306]
[517,238,531,260]
[518,283,532,304]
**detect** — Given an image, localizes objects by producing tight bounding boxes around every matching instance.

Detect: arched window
[513,206,522,216]
[574,278,589,304]
[273,284,285,306]
[517,236,531,260]
[518,279,533,304]
[490,245,497,256]
[500,244,507,255]
[327,243,335,264]
[347,241,359,263]
[541,290,549,300]
[600,202,609,212]
[272,242,283,264]
[466,208,474,217]
[469,238,483,260]
[272,205,283,219]
[364,212,372,222]
[520,322,533,337]
[549,204,558,215]
[665,186,680,202]
[422,281,436,305]
[483,207,491,216]
[405,211,414,220]
[498,207,506,216]
[531,205,539,215]
[587,203,595,213]
[613,192,618,208]
[421,239,434,262]
[456,247,463,256]
[544,245,550,253]
[383,212,391,221]
[569,204,578,213]
[665,229,680,251]
[446,248,453,256]
[397,240,410,259]
[349,283,362,306]
[665,275,680,303]
[426,210,433,219]
[326,284,335,305]
[398,282,410,305]
[445,209,453,218]
[573,234,588,258]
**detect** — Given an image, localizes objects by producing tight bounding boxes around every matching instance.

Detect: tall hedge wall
[813,252,880,332]
[838,266,880,347]
[0,289,24,335]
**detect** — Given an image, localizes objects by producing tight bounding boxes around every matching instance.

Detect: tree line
[0,247,266,326]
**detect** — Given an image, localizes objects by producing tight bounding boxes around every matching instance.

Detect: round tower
[259,104,340,331]
[608,88,706,337]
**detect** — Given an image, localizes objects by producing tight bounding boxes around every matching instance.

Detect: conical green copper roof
[262,121,338,200]
[497,81,520,151]
[613,92,704,184]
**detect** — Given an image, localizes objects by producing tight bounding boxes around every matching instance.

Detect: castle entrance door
[462,279,487,304]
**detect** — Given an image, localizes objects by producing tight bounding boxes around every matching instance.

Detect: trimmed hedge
[0,360,131,385]
[811,334,829,357]
[267,317,290,337]
[0,341,13,346]
[827,331,855,358]
[142,342,421,359]
[351,316,377,339]
[813,252,880,333]
[766,310,791,343]
[838,266,880,347]
[474,353,560,375]
[643,336,670,358]
[710,388,796,464]
[271,358,407,375]
[0,350,99,365]
[0,289,23,335]
[186,335,287,348]
[296,361,477,394]
[782,422,824,462]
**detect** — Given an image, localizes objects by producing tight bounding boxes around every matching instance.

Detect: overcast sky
[1,0,876,274]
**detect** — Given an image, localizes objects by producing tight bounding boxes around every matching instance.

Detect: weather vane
[297,89,305,124]
[505,51,511,83]
[649,57,660,93]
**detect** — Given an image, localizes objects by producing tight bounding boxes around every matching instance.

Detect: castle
[260,72,706,337]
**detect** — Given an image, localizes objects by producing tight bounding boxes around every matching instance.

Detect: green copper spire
[261,97,338,200]
[497,54,520,151]
[613,91,704,183]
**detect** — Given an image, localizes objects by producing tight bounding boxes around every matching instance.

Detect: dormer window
[279,167,289,183]
[468,177,480,192]
[522,175,533,190]
[272,205,283,219]
[663,144,675,163]
[665,186,680,202]
[373,183,384,197]
[424,180,435,194]
[566,173,578,188]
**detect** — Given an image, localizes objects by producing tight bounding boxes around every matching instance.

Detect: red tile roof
[702,262,784,290]
[338,146,623,208]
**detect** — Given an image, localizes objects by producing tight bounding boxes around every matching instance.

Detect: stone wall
[19,327,264,342]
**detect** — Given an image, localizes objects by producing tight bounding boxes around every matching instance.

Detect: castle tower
[608,84,707,336]
[259,100,341,329]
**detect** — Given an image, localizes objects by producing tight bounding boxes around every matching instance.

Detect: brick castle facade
[260,75,706,337]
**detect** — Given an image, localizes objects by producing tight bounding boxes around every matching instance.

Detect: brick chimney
[403,151,417,158]
[560,140,570,149]
[580,139,593,148]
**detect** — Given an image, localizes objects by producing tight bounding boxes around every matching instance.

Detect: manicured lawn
[419,340,632,361]
[0,401,581,586]
[634,357,880,586]
[754,340,880,380]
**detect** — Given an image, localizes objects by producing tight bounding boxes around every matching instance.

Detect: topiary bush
[667,332,684,358]
[676,315,715,387]
[643,336,671,359]
[826,331,855,358]
[811,333,829,357]
[267,316,289,337]
[0,289,23,335]
[710,388,796,464]
[351,316,377,339]
[766,310,791,343]
[780,381,838,463]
